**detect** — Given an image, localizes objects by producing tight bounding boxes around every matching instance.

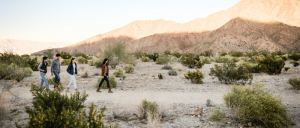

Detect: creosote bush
[61,59,71,66]
[124,55,137,66]
[258,56,285,75]
[25,84,118,128]
[124,64,134,73]
[147,53,159,61]
[207,108,225,121]
[184,70,204,84]
[60,52,72,59]
[284,67,290,72]
[113,68,124,77]
[209,62,253,85]
[77,57,88,64]
[88,60,94,66]
[141,56,150,62]
[158,73,163,79]
[155,55,171,65]
[81,71,89,78]
[199,56,211,64]
[224,82,291,128]
[0,63,33,82]
[138,100,159,120]
[215,55,239,63]
[288,77,300,90]
[288,53,300,61]
[293,62,299,67]
[96,75,117,89]
[181,53,205,68]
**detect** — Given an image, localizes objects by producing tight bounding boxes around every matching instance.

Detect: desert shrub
[109,57,118,69]
[181,55,196,68]
[231,51,244,57]
[168,70,177,76]
[25,84,117,128]
[281,56,288,61]
[124,64,134,73]
[284,67,290,72]
[0,63,33,82]
[260,50,270,57]
[162,65,172,70]
[77,57,88,64]
[138,100,159,119]
[113,68,124,77]
[215,55,239,63]
[147,53,159,61]
[209,62,253,85]
[102,42,128,65]
[87,56,93,60]
[199,56,211,64]
[88,60,94,66]
[155,55,171,65]
[164,50,171,55]
[121,75,126,80]
[258,56,285,75]
[288,77,300,90]
[94,60,102,68]
[224,82,291,128]
[172,51,182,58]
[239,62,260,73]
[61,59,71,66]
[141,56,150,62]
[133,51,143,59]
[96,75,117,89]
[219,52,227,56]
[124,55,137,66]
[288,53,300,61]
[293,62,299,67]
[0,52,39,71]
[290,60,295,64]
[195,60,204,68]
[81,71,89,78]
[43,49,54,59]
[47,77,63,90]
[158,73,163,79]
[60,52,72,59]
[207,108,225,121]
[184,70,204,84]
[75,52,88,59]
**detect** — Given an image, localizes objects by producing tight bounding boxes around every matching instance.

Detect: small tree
[258,56,285,75]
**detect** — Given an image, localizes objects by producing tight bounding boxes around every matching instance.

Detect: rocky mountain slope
[0,39,73,55]
[33,0,300,54]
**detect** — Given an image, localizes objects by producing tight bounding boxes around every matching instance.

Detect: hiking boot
[66,88,69,92]
[96,87,101,92]
[108,89,113,93]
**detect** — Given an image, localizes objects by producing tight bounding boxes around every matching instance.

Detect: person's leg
[39,73,44,89]
[67,75,73,89]
[53,71,60,88]
[104,76,110,88]
[44,77,50,90]
[72,75,77,90]
[98,78,105,88]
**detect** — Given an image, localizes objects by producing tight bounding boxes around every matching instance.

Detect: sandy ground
[1,60,300,128]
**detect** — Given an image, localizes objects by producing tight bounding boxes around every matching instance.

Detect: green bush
[96,75,117,89]
[138,100,159,119]
[195,61,204,68]
[141,56,150,62]
[290,60,295,64]
[181,53,204,68]
[184,70,204,84]
[258,56,285,75]
[207,108,225,121]
[60,52,72,59]
[158,73,163,79]
[172,51,182,58]
[0,52,39,71]
[284,67,290,72]
[61,59,71,66]
[288,53,300,61]
[124,64,134,73]
[168,70,177,76]
[74,52,88,59]
[43,49,54,59]
[25,84,117,128]
[288,77,300,90]
[219,52,227,56]
[124,55,137,66]
[113,68,124,77]
[94,60,102,68]
[47,77,63,91]
[239,62,260,73]
[215,55,239,63]
[81,71,89,78]
[293,62,299,67]
[209,62,253,85]
[77,57,88,64]
[88,60,94,66]
[147,53,159,61]
[133,51,143,59]
[199,56,211,64]
[155,55,171,65]
[281,56,288,61]
[0,63,33,82]
[231,51,244,57]
[224,82,291,128]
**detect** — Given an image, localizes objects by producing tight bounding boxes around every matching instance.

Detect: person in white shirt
[66,58,78,92]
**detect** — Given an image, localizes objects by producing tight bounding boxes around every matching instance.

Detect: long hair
[69,58,75,69]
[101,58,109,67]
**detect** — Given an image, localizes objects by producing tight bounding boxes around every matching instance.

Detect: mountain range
[31,0,300,54]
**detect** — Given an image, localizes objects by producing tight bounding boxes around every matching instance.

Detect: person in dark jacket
[66,58,78,92]
[97,58,113,93]
[37,57,50,90]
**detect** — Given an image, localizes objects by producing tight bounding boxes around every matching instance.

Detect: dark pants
[98,75,110,88]
[53,71,60,88]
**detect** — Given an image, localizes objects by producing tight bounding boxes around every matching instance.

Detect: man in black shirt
[37,57,50,90]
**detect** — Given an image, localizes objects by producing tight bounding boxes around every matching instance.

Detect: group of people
[37,54,113,93]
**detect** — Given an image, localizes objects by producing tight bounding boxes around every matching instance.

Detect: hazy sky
[0,0,241,43]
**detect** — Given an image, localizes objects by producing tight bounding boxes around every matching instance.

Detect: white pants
[67,75,77,90]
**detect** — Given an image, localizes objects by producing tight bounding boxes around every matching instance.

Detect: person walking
[66,58,78,92]
[37,57,50,91]
[97,58,113,93]
[51,54,61,91]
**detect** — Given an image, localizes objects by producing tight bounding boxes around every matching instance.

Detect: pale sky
[0,0,241,43]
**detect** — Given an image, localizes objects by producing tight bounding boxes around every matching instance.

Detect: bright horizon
[0,0,241,43]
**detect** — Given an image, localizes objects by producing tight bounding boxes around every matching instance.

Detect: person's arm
[50,60,54,73]
[37,62,43,72]
[75,63,78,74]
[66,64,70,74]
